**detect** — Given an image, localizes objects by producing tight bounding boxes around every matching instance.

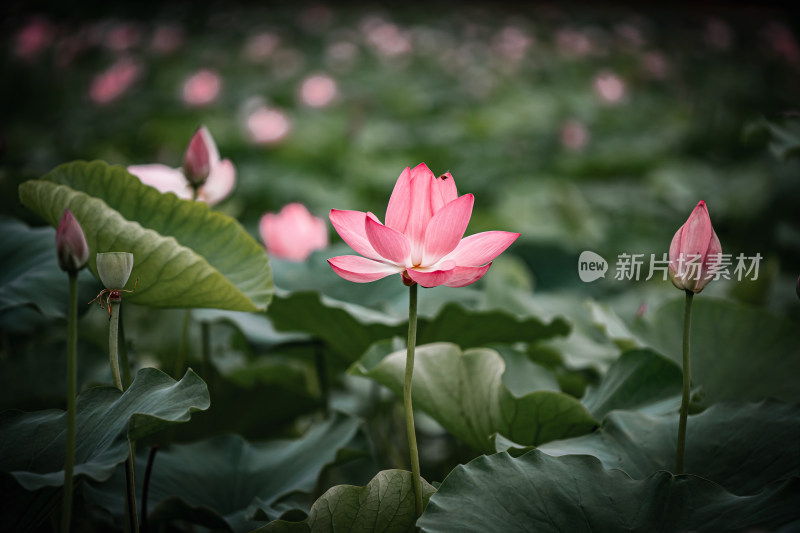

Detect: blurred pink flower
[260,203,329,261]
[15,18,54,60]
[89,57,141,104]
[560,120,589,151]
[299,4,335,34]
[151,24,184,54]
[127,126,235,206]
[325,40,359,72]
[182,69,221,106]
[362,17,412,57]
[594,72,626,103]
[299,74,338,107]
[245,32,279,62]
[764,22,800,66]
[669,201,722,294]
[104,23,141,52]
[556,28,592,57]
[491,26,532,63]
[328,164,520,287]
[642,51,669,79]
[614,23,645,49]
[246,106,291,144]
[705,19,732,51]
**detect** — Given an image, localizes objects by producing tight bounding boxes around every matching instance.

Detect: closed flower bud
[56,209,89,272]
[96,252,134,290]
[182,126,218,186]
[668,201,722,294]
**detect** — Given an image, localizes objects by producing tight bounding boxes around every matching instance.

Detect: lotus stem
[201,321,211,394]
[61,271,78,533]
[141,444,158,533]
[174,308,191,378]
[109,300,139,532]
[404,283,423,520]
[314,342,330,417]
[118,305,132,389]
[676,290,694,474]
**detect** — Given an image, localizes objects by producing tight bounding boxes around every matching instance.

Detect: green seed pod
[96,252,134,290]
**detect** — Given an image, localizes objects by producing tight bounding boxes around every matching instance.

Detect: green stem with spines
[676,290,694,474]
[61,271,78,533]
[110,300,139,532]
[404,283,423,521]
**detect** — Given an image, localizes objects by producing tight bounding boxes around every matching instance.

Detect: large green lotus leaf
[538,400,800,496]
[582,349,684,420]
[268,291,400,362]
[0,217,100,322]
[83,412,361,532]
[0,473,61,533]
[0,367,209,490]
[418,451,800,533]
[351,342,597,452]
[258,469,436,533]
[267,246,569,363]
[18,160,272,311]
[491,349,682,457]
[591,297,800,404]
[269,292,570,364]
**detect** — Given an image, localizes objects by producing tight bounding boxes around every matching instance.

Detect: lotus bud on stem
[56,209,88,533]
[182,126,215,187]
[668,201,720,474]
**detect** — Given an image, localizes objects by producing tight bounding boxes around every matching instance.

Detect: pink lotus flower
[56,209,89,272]
[89,57,141,105]
[182,69,221,107]
[260,203,328,261]
[128,126,235,205]
[669,201,722,294]
[328,164,520,287]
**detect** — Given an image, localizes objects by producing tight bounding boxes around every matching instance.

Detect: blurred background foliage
[1,1,800,529]
[2,1,799,309]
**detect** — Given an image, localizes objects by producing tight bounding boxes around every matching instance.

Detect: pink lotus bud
[56,209,89,272]
[668,201,722,294]
[260,203,328,261]
[182,126,218,186]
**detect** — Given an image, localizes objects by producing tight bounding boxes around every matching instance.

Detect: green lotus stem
[61,271,78,533]
[141,444,159,532]
[174,308,191,378]
[404,283,423,520]
[119,305,132,389]
[676,290,694,474]
[314,343,330,417]
[200,321,211,382]
[109,300,139,532]
[109,301,124,391]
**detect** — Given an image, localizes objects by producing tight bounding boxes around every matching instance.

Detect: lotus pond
[1,3,799,532]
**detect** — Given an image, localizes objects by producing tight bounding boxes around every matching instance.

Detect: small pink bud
[182,126,218,186]
[56,209,89,272]
[668,201,722,294]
